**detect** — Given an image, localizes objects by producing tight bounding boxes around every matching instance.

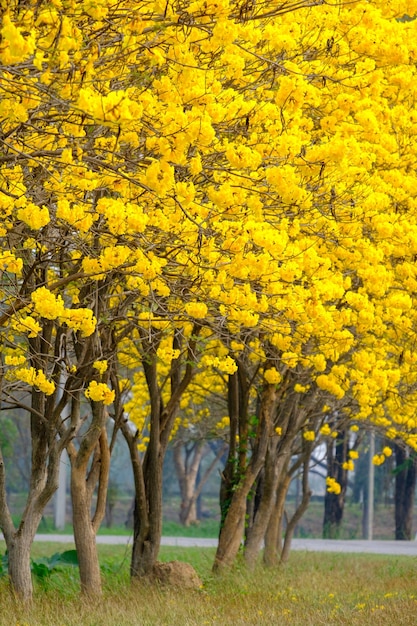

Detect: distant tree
[394,444,417,540]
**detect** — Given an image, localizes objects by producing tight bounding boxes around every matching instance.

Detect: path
[29,535,417,555]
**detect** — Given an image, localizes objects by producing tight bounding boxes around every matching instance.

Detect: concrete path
[29,534,417,555]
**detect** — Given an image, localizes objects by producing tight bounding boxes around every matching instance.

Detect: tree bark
[394,444,417,540]
[213,380,276,572]
[323,430,349,539]
[244,443,282,568]
[131,447,164,577]
[280,453,312,563]
[69,425,110,596]
[129,326,200,579]
[264,470,291,567]
[173,441,205,526]
[71,469,102,596]
[7,529,36,602]
[0,386,63,602]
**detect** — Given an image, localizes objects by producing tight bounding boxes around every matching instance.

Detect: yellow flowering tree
[116,321,204,577]
[0,240,126,599]
[3,0,417,592]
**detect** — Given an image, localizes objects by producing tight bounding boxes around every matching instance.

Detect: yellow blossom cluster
[7,367,55,396]
[85,381,115,405]
[93,360,108,375]
[303,431,316,442]
[326,477,342,495]
[2,0,417,497]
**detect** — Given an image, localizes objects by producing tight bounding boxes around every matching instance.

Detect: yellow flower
[349,450,359,460]
[326,477,341,495]
[320,424,331,436]
[93,360,108,375]
[85,381,115,405]
[62,308,96,337]
[14,367,55,395]
[372,454,386,466]
[12,316,42,338]
[264,367,281,384]
[342,460,354,471]
[215,416,230,430]
[303,430,315,442]
[17,204,50,230]
[0,251,23,275]
[31,287,65,320]
[0,14,36,64]
[294,383,310,393]
[184,301,208,319]
[5,354,26,366]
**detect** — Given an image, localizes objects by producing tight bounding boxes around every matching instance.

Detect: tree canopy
[2,0,417,599]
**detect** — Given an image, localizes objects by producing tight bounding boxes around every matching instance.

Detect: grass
[35,518,220,538]
[1,541,417,625]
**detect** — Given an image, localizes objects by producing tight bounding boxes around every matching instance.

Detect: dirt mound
[152,561,202,589]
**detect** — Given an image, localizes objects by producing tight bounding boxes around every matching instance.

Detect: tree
[323,428,350,539]
[394,444,417,540]
[3,0,417,594]
[0,260,109,600]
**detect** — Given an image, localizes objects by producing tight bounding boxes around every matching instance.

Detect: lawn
[1,542,416,625]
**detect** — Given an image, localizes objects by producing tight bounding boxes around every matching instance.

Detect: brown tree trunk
[0,373,64,601]
[264,471,291,567]
[120,421,149,578]
[173,441,205,526]
[219,372,241,529]
[7,530,36,602]
[71,474,102,596]
[244,444,283,568]
[323,430,349,539]
[131,448,164,577]
[394,444,417,540]
[213,380,276,572]
[248,391,314,568]
[71,468,102,595]
[130,346,163,578]
[69,425,110,597]
[213,480,250,571]
[129,327,200,579]
[280,453,312,563]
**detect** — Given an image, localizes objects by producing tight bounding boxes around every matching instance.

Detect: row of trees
[1,0,417,602]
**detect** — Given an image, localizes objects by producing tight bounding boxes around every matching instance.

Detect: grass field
[1,541,417,625]
[32,498,403,540]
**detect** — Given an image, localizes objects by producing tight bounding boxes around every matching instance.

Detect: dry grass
[1,542,417,625]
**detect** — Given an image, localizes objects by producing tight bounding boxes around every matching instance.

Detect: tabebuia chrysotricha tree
[2,0,417,599]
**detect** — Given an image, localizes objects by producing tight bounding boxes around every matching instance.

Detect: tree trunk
[394,445,417,540]
[280,454,312,563]
[213,380,276,572]
[213,482,249,572]
[0,403,62,601]
[69,426,110,597]
[7,532,35,602]
[264,471,291,567]
[323,430,348,539]
[131,449,164,577]
[127,326,200,579]
[71,464,102,596]
[119,420,149,578]
[244,444,284,568]
[173,441,205,526]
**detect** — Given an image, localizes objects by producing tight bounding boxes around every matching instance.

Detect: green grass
[162,519,219,538]
[1,541,417,625]
[35,518,220,538]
